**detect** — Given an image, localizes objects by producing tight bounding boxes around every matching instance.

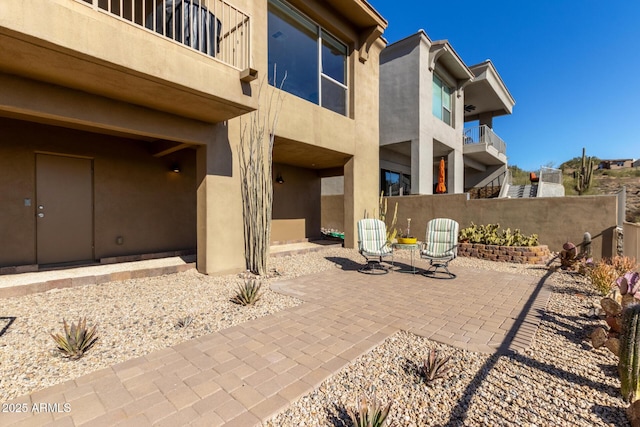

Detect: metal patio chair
[357,218,393,274]
[421,218,459,279]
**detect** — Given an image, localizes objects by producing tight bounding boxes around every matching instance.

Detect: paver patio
[1,259,552,426]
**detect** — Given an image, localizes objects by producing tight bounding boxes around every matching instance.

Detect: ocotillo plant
[238,70,286,275]
[574,147,594,195]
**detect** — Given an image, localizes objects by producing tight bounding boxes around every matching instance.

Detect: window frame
[433,73,453,126]
[380,168,411,196]
[268,0,349,116]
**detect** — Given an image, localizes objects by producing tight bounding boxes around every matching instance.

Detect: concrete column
[412,138,433,194]
[343,152,379,249]
[478,112,494,129]
[345,36,383,248]
[196,122,245,275]
[448,149,464,193]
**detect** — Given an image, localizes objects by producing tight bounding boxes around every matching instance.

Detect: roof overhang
[464,60,515,120]
[429,40,474,83]
[324,0,387,30]
[273,136,351,170]
[290,0,387,63]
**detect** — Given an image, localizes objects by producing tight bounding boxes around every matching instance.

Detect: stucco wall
[379,33,466,195]
[0,118,196,267]
[272,163,321,242]
[321,195,345,232]
[322,193,619,259]
[1,0,386,274]
[537,182,566,197]
[0,0,257,123]
[624,221,640,261]
[380,39,420,146]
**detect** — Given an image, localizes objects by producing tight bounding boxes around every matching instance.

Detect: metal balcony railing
[78,0,251,70]
[463,125,507,155]
[538,166,563,184]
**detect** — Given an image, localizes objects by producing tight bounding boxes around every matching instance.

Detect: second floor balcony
[463,125,507,166]
[0,0,257,123]
[79,0,251,71]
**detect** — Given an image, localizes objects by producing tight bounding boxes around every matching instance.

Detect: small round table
[391,242,421,274]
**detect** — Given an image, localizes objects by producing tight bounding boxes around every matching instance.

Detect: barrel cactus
[619,304,640,403]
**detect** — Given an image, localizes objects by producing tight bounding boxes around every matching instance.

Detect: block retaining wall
[458,242,551,265]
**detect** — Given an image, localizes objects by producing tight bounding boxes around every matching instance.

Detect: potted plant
[397,218,417,244]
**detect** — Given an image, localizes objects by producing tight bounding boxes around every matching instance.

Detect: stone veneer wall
[458,242,551,265]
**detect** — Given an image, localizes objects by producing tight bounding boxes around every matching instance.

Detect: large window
[381,169,411,196]
[432,74,452,125]
[268,0,348,115]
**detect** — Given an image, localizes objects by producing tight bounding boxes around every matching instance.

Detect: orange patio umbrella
[435,157,446,194]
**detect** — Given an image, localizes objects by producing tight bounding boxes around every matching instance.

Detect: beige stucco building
[379,30,515,196]
[0,0,386,274]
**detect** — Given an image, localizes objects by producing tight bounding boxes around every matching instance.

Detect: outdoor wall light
[275,173,285,184]
[171,163,181,173]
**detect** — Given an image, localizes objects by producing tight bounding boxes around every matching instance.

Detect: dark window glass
[321,77,346,115]
[268,0,318,104]
[433,74,452,125]
[321,30,346,84]
[381,169,411,196]
[268,0,348,115]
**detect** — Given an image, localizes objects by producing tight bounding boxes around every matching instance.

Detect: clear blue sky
[368,0,640,171]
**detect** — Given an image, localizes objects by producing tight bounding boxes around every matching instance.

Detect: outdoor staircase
[506,184,538,198]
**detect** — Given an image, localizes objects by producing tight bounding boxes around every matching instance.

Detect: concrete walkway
[0,241,341,299]
[1,261,551,426]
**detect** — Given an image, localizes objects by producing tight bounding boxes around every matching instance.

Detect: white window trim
[433,73,453,126]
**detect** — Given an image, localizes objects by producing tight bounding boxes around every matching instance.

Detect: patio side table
[391,242,421,274]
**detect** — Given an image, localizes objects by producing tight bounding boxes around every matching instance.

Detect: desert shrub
[611,256,639,276]
[588,261,619,295]
[459,223,538,246]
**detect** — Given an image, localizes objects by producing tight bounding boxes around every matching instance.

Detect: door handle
[37,213,45,218]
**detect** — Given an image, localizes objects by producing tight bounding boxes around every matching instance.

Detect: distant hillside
[559,155,602,171]
[590,170,640,223]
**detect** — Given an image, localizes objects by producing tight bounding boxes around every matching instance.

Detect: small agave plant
[348,386,393,427]
[174,315,194,330]
[422,349,451,385]
[231,279,263,306]
[50,317,98,360]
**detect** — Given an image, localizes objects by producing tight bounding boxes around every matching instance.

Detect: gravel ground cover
[0,247,365,402]
[0,264,305,402]
[0,247,630,426]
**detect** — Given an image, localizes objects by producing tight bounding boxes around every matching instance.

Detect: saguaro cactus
[619,304,640,426]
[574,147,594,195]
[620,304,640,402]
